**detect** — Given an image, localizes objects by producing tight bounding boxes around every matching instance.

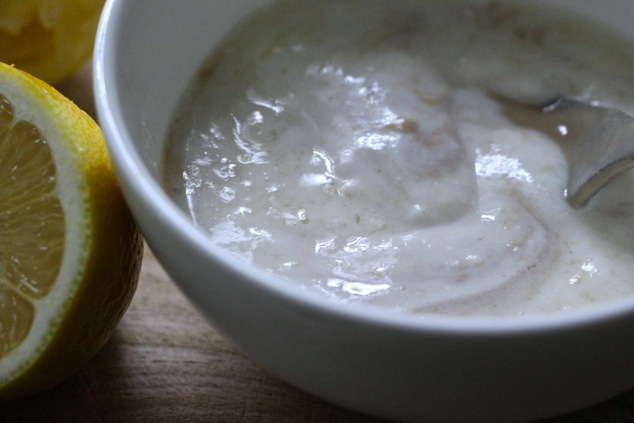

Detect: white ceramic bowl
[93,1,634,422]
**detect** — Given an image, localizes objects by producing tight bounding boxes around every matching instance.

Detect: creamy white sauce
[163,0,634,316]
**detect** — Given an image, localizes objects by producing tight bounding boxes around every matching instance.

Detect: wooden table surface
[4,66,634,423]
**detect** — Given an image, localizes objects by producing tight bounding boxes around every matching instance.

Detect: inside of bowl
[551,0,634,39]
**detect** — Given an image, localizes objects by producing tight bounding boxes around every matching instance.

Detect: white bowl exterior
[94,1,634,421]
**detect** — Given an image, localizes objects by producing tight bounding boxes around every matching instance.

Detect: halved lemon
[0,0,105,85]
[0,62,143,401]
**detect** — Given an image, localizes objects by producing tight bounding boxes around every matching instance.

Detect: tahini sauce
[164,0,634,316]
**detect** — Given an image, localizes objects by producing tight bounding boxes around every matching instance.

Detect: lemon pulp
[0,92,64,359]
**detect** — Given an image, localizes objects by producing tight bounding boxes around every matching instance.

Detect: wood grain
[3,247,634,423]
[4,65,634,423]
[2,247,388,423]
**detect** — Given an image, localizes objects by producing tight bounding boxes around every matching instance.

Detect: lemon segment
[0,62,143,401]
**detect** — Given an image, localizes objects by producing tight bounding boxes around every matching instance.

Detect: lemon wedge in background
[0,0,105,85]
[0,63,143,401]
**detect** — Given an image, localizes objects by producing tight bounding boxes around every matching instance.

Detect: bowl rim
[93,0,634,337]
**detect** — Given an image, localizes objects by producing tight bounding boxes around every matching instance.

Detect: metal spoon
[495,95,634,209]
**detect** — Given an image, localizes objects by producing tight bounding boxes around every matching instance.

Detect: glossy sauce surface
[164,0,634,316]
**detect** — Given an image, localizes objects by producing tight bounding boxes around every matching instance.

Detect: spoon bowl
[497,96,634,208]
